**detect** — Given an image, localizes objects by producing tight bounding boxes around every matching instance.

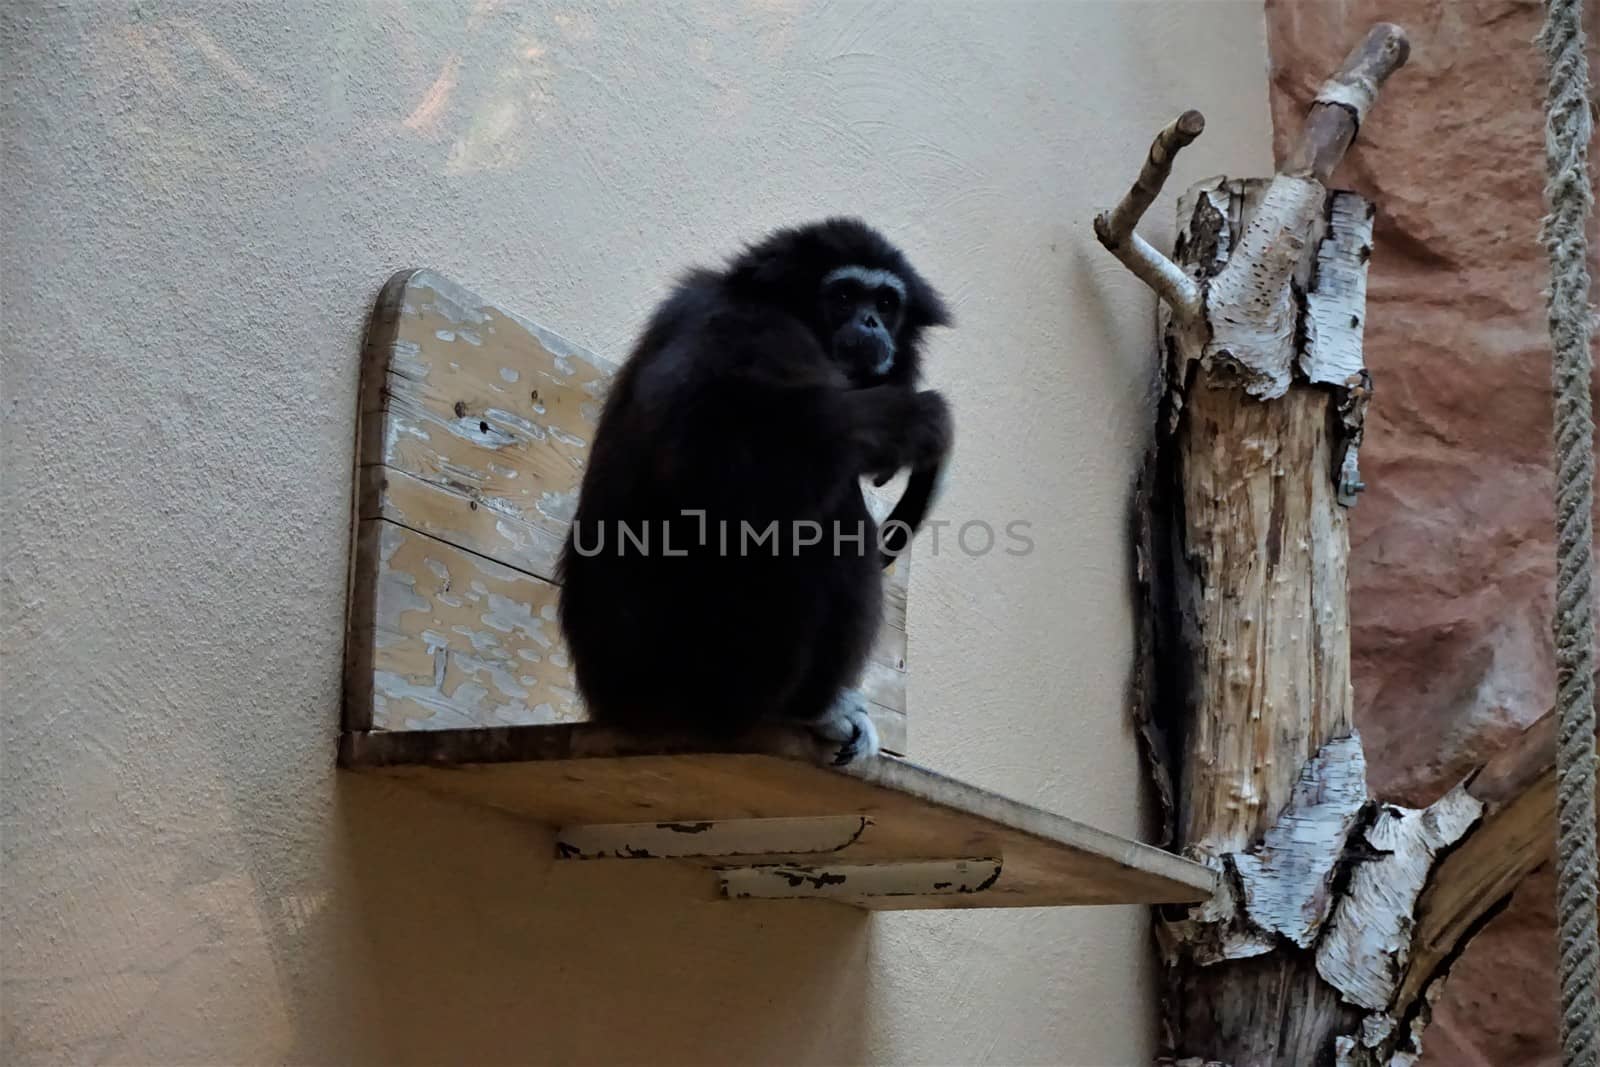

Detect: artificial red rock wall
[1263,1,1597,1063]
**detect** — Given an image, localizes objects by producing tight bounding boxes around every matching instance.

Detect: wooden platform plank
[339,724,1217,910]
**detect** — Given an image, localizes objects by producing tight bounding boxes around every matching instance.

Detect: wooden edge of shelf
[341,720,823,767]
[338,722,1218,905]
[852,750,1217,898]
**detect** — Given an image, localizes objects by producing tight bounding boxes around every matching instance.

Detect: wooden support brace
[720,859,1002,902]
[556,815,871,860]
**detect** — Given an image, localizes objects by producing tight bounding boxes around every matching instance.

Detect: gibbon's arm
[878,462,943,565]
[723,374,950,565]
[840,387,951,566]
[839,385,951,482]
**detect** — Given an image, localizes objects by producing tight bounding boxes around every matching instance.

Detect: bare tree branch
[1094,110,1206,321]
[1283,23,1412,182]
[1101,110,1207,246]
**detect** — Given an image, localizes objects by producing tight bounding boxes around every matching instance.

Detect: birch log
[1154,167,1385,1067]
[1096,23,1575,1066]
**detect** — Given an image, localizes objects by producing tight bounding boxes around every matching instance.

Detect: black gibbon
[557,218,952,764]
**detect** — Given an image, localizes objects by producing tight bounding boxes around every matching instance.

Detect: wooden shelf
[339,268,1216,911]
[340,723,1216,910]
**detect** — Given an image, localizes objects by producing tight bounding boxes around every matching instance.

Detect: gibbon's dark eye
[833,287,853,308]
[876,289,900,315]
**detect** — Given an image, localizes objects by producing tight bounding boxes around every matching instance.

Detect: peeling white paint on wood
[719,858,1002,901]
[858,658,907,715]
[359,520,579,731]
[367,272,613,581]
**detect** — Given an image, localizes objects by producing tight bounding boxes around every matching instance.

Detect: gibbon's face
[818,265,907,385]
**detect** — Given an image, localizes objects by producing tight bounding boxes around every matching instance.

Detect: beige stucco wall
[1,2,1270,1063]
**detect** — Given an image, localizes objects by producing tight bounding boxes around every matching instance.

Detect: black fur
[557,218,952,739]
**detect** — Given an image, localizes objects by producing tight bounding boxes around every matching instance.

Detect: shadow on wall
[261,774,875,1066]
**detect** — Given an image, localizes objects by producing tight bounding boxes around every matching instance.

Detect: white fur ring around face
[809,689,881,767]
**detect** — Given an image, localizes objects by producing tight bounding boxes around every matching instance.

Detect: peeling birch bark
[1233,734,1368,949]
[1202,175,1325,399]
[1316,787,1485,1010]
[1303,193,1376,387]
[1099,22,1579,1065]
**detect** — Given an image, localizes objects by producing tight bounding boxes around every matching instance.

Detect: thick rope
[1538,0,1599,1063]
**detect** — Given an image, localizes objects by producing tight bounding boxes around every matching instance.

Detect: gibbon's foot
[808,689,881,767]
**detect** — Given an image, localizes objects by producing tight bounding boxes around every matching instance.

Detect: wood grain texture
[339,723,1218,911]
[346,269,909,750]
[1160,178,1364,859]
